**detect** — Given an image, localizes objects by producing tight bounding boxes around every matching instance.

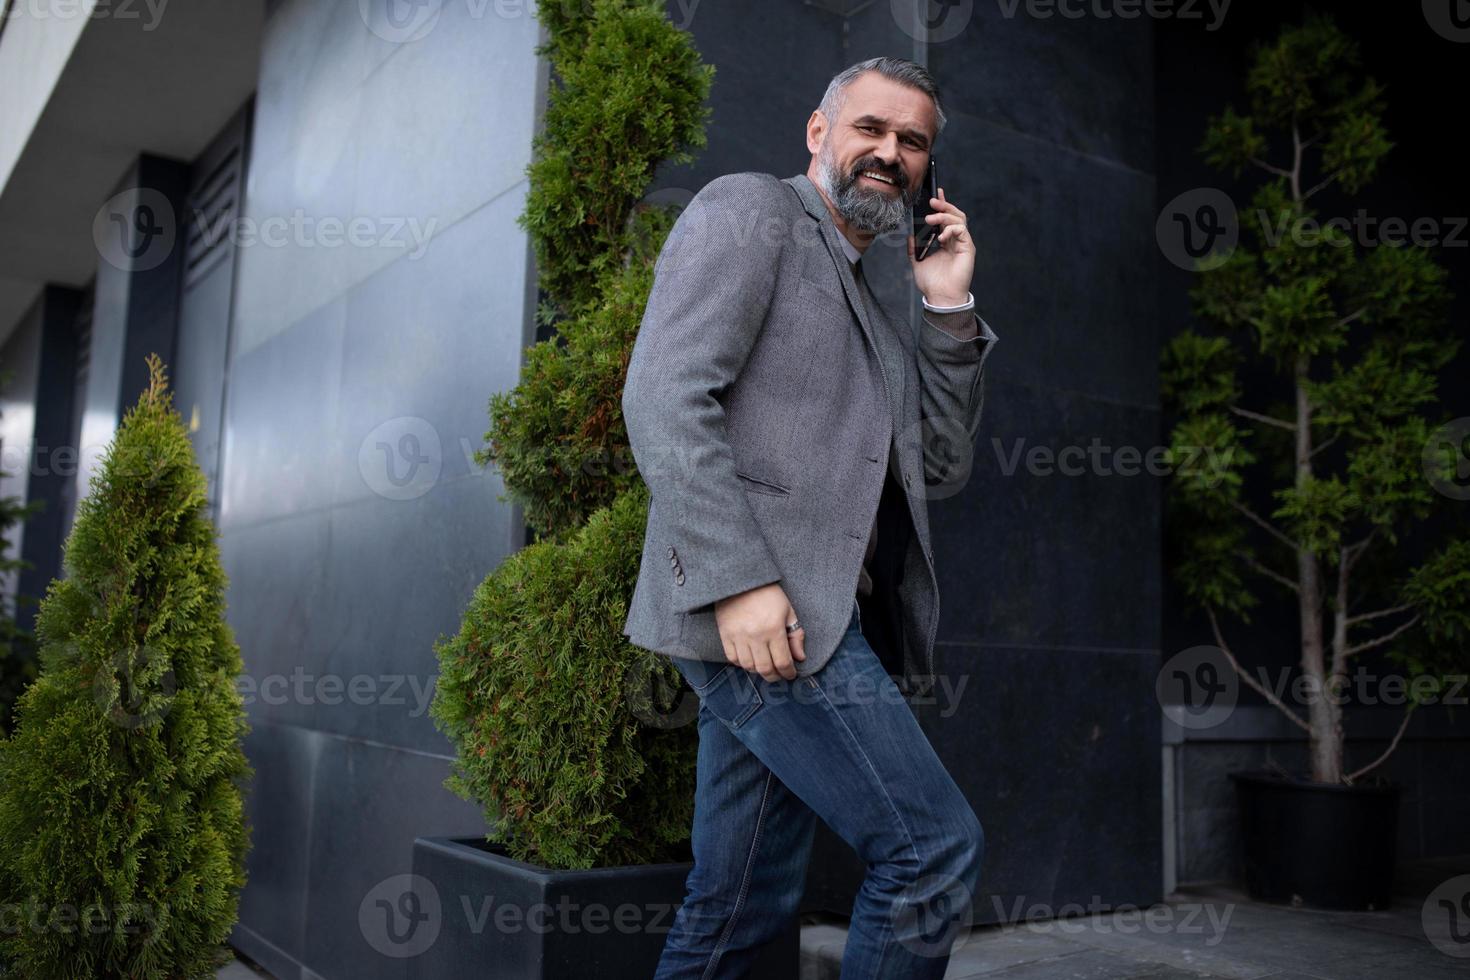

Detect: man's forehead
[838,74,936,133]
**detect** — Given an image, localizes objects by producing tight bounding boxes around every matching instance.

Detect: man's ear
[805,111,826,155]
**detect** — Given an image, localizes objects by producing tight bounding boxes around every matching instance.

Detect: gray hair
[817,56,947,141]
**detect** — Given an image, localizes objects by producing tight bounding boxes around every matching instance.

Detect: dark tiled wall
[4,286,83,632]
[654,0,1164,921]
[0,293,49,624]
[228,2,1171,973]
[926,5,1164,917]
[221,1,544,976]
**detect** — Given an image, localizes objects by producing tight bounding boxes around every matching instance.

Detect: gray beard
[814,140,915,234]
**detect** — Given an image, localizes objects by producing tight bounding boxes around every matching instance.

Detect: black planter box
[407,836,799,979]
[1230,769,1400,911]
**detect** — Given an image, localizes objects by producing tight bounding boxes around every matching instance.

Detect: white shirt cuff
[921,291,975,314]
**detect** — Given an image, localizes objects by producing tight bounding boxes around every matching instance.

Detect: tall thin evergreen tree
[431,0,714,869]
[0,354,252,979]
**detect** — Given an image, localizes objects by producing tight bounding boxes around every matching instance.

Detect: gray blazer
[620,170,998,696]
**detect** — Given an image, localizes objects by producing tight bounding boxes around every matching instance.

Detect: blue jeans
[653,600,984,979]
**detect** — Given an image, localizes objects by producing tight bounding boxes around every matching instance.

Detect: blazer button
[667,546,675,558]
[675,571,685,585]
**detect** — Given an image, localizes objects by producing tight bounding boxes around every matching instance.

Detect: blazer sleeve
[621,172,788,616]
[915,307,999,487]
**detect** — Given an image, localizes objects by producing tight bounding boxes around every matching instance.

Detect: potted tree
[419,1,799,976]
[1162,13,1470,911]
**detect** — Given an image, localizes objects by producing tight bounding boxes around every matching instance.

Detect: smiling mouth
[858,169,900,189]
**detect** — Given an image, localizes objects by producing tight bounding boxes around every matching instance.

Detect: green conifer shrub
[430,0,714,869]
[431,483,696,869]
[0,354,252,978]
[480,0,713,540]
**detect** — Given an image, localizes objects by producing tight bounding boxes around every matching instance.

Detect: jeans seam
[811,677,923,978]
[701,768,776,979]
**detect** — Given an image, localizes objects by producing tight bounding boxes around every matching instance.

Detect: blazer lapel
[781,174,906,428]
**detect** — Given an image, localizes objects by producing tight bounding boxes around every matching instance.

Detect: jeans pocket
[672,656,726,694]
[674,658,764,730]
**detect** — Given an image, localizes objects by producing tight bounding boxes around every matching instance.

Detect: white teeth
[861,170,896,185]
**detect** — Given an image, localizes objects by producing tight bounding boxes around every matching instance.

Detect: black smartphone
[911,156,940,261]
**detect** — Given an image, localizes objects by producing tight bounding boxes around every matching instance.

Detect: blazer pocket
[734,469,791,496]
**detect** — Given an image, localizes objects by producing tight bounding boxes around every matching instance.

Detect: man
[621,56,998,979]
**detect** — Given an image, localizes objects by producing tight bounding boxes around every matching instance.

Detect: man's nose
[870,137,903,183]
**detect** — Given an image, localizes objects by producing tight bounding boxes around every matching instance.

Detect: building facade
[0,1,1462,978]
